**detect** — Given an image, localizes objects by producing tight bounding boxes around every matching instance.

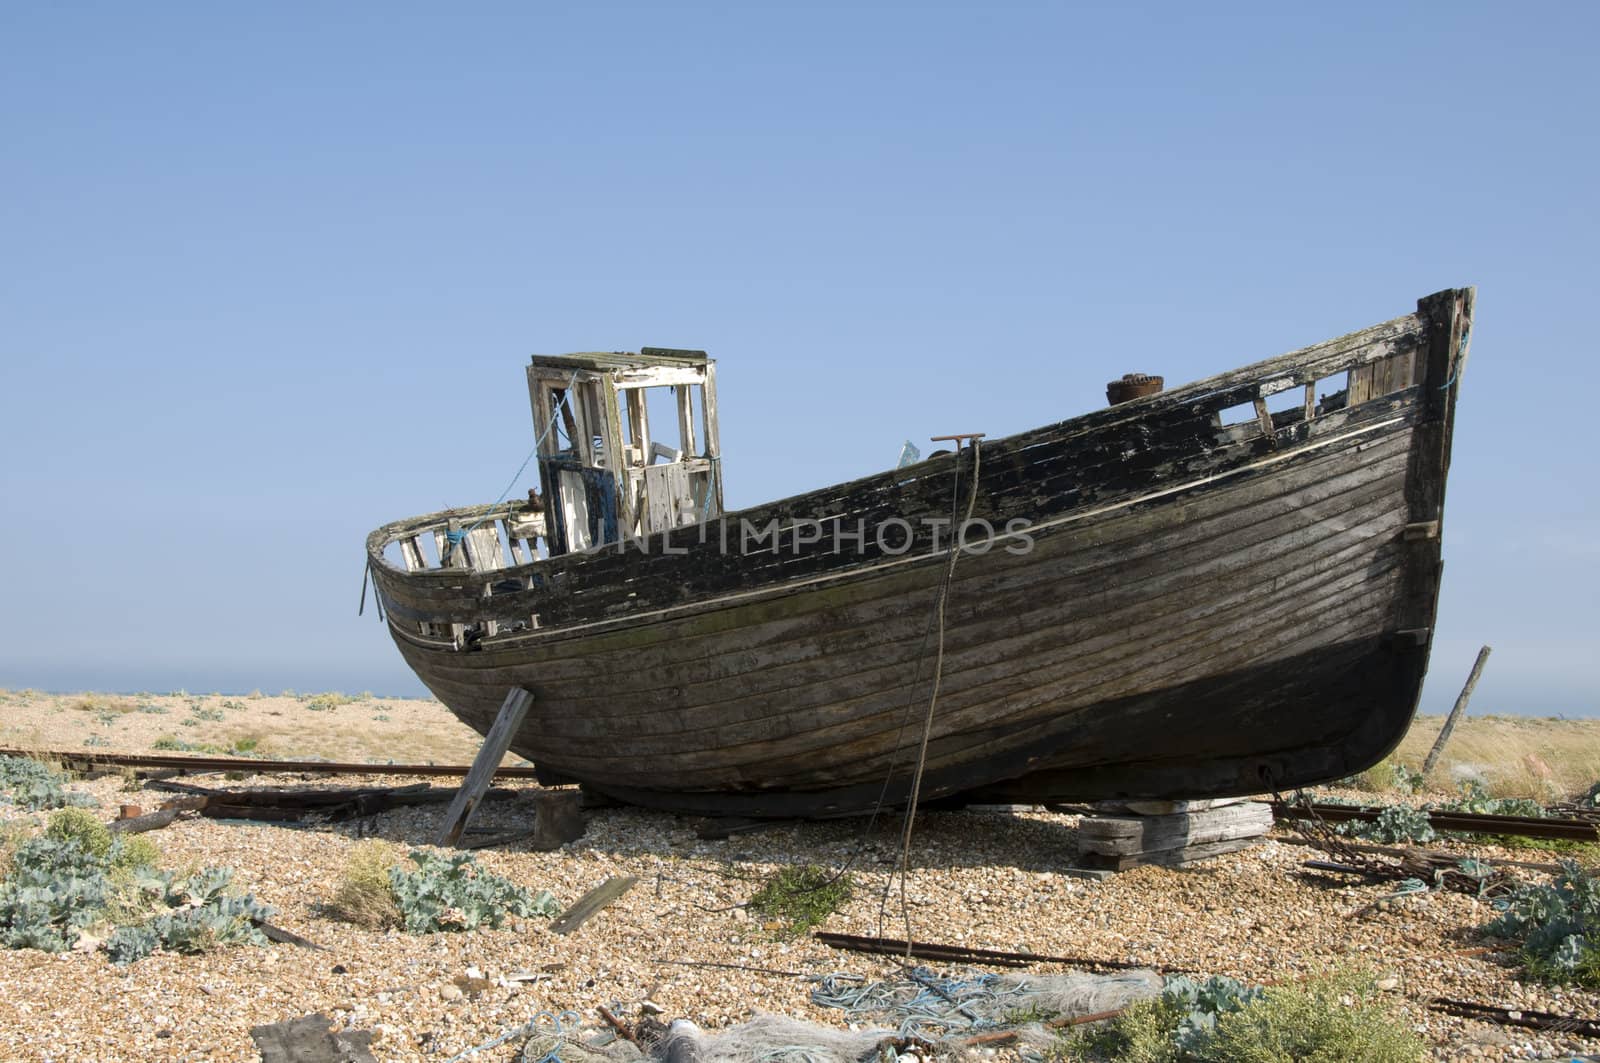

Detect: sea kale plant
[0,808,273,963]
[1484,859,1600,987]
[1160,975,1268,1054]
[1336,804,1437,845]
[0,755,98,812]
[104,867,274,964]
[1440,779,1546,819]
[387,850,558,933]
[1388,762,1426,794]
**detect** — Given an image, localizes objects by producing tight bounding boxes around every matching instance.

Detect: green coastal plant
[1485,859,1600,988]
[1070,971,1422,1062]
[747,864,853,937]
[43,807,112,859]
[386,850,558,934]
[150,736,224,754]
[0,811,271,963]
[1335,804,1436,845]
[0,755,98,811]
[305,693,355,713]
[1440,779,1546,818]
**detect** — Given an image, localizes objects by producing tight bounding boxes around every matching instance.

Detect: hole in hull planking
[1217,401,1258,427]
[1262,387,1303,417]
[1260,386,1309,431]
[1313,372,1349,415]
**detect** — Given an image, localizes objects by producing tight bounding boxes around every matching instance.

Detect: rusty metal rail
[812,931,1186,973]
[1427,997,1600,1037]
[0,747,543,780]
[1273,801,1600,842]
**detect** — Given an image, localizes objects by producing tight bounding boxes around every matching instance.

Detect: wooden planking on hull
[404,491,1409,764]
[394,413,1418,704]
[397,420,1419,683]
[403,442,1415,730]
[579,634,1429,818]
[397,491,1410,791]
[407,545,1407,795]
[398,433,1416,759]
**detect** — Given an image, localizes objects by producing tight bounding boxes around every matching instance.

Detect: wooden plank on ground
[458,828,539,851]
[550,875,639,935]
[108,807,189,834]
[434,688,532,847]
[459,791,585,851]
[253,919,325,951]
[249,1013,376,1063]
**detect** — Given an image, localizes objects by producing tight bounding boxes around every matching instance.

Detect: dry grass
[325,839,402,930]
[1385,714,1600,799]
[0,689,488,765]
[0,821,29,879]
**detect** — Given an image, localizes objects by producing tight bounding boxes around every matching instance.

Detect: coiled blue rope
[811,967,1018,1040]
[445,1009,582,1063]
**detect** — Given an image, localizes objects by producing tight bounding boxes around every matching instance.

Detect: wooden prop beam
[435,687,532,847]
[1423,645,1492,775]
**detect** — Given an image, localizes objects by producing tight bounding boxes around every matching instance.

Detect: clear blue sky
[2,3,1594,716]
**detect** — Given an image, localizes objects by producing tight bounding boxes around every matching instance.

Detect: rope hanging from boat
[888,437,983,958]
[700,454,721,521]
[440,368,582,566]
[357,560,385,622]
[1438,319,1471,392]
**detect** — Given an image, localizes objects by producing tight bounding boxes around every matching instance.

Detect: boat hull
[369,289,1472,817]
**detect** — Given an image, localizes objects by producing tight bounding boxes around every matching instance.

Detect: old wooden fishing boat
[367,287,1474,817]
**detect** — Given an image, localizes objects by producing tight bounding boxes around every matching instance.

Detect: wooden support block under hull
[1074,800,1274,871]
[1077,836,1264,871]
[1077,801,1274,856]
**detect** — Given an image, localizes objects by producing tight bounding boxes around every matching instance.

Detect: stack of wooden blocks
[1075,797,1273,871]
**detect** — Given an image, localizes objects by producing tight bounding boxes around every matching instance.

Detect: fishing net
[466,967,1160,1062]
[807,965,1160,1057]
[659,1016,897,1062]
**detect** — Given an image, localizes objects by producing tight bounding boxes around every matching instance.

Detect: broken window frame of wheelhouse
[527,348,724,556]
